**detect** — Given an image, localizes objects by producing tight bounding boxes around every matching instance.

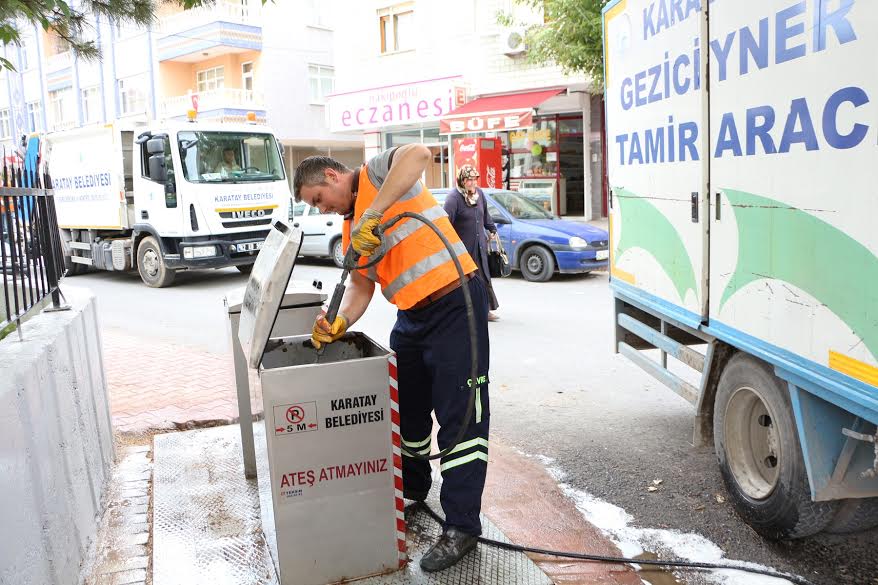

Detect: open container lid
[237,221,306,369]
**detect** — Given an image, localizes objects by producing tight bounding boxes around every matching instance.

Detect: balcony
[160,88,266,123]
[157,1,262,62]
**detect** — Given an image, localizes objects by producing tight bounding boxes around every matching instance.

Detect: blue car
[431,188,609,282]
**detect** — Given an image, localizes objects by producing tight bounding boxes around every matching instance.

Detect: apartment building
[328,0,607,219]
[0,0,363,186]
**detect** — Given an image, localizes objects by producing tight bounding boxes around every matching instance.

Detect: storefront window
[508,117,557,179]
[558,117,583,135]
[385,129,421,148]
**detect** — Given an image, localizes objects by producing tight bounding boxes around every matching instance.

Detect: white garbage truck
[47,119,291,287]
[604,0,878,538]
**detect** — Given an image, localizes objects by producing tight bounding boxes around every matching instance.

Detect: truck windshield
[177,131,285,183]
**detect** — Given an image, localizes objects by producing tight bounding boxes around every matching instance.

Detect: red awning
[439,89,564,134]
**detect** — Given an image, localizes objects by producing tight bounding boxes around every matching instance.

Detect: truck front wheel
[713,353,837,539]
[137,236,176,288]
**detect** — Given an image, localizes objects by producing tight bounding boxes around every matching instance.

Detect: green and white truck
[603,0,877,538]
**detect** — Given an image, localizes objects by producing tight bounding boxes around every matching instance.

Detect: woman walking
[444,165,501,321]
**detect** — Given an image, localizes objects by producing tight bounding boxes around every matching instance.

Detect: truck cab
[132,122,289,286]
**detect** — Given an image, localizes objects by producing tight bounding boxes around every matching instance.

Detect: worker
[294,145,491,573]
[215,147,241,174]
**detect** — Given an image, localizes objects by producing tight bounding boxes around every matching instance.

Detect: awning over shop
[439,89,564,134]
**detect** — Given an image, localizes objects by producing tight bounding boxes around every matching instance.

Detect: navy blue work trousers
[390,276,490,536]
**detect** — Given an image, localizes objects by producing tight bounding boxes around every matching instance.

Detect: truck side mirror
[146,138,165,155]
[148,154,167,183]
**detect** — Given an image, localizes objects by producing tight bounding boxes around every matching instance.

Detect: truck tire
[137,236,176,288]
[825,498,878,534]
[331,238,344,269]
[520,245,554,282]
[713,353,837,539]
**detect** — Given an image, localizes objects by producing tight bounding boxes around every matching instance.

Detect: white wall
[261,0,361,145]
[332,0,585,97]
[0,286,115,585]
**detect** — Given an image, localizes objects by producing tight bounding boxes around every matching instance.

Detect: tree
[0,0,220,71]
[497,0,608,90]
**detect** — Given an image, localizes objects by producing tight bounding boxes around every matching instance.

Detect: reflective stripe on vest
[344,171,476,310]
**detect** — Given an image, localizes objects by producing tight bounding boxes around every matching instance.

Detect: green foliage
[497,0,608,90]
[0,0,269,71]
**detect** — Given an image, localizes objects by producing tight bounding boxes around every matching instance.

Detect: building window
[18,37,31,70]
[0,109,10,138]
[49,88,73,130]
[27,101,42,132]
[378,4,414,54]
[196,66,225,93]
[119,76,147,115]
[81,86,100,123]
[305,0,331,28]
[308,65,334,104]
[242,62,254,92]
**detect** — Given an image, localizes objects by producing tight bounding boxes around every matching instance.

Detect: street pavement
[67,258,878,585]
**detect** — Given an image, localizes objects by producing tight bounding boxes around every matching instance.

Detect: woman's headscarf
[456,164,480,206]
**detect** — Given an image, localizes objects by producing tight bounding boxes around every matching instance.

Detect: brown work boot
[419,528,478,572]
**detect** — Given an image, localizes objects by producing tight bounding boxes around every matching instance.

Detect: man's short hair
[293,156,350,202]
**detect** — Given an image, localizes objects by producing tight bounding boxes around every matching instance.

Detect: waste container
[237,221,406,585]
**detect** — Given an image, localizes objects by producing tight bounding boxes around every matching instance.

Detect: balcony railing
[160,0,262,35]
[160,88,265,118]
[46,51,72,72]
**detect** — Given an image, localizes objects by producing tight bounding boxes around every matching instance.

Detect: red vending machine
[453,137,503,189]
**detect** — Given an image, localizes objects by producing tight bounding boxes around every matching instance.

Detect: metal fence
[1,161,66,338]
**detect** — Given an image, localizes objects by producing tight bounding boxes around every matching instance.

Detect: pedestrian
[294,145,491,573]
[444,164,500,321]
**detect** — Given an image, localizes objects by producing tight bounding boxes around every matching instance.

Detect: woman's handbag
[487,237,512,278]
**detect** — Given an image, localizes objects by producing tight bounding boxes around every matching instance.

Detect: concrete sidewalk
[99,326,641,585]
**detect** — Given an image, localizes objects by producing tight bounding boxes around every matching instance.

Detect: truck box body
[604,0,878,536]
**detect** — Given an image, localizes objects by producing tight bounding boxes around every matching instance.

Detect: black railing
[1,159,66,338]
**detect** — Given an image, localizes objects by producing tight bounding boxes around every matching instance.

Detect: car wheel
[137,236,176,288]
[236,264,253,274]
[520,245,554,282]
[331,238,345,268]
[713,353,837,539]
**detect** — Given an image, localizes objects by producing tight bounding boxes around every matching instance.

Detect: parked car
[289,201,345,268]
[431,188,609,282]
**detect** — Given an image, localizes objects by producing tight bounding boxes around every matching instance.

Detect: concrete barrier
[0,285,115,585]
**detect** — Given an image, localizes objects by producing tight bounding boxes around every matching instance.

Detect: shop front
[440,89,606,219]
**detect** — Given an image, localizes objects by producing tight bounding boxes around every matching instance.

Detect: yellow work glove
[311,314,348,350]
[351,208,383,257]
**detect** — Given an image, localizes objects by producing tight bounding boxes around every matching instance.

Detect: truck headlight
[183,245,218,259]
[568,237,589,250]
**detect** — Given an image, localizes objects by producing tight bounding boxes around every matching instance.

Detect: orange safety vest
[342,169,477,310]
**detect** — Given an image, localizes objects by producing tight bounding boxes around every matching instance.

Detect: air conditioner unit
[503,28,527,56]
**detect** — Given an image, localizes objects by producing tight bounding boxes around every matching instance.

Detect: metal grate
[153,424,551,585]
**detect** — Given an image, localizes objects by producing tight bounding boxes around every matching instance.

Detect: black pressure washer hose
[324,211,814,585]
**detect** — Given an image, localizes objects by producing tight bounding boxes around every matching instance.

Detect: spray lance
[307,212,814,585]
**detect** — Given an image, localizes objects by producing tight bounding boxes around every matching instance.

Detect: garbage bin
[237,221,406,585]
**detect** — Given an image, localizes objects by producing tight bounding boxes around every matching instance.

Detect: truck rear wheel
[137,236,176,288]
[713,353,837,539]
